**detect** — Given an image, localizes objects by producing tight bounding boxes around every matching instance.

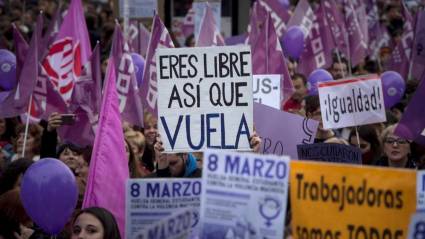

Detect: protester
[124,130,152,177]
[0,158,33,195]
[376,124,416,169]
[0,189,33,239]
[349,125,382,165]
[71,207,121,239]
[283,73,308,113]
[329,56,349,80]
[304,95,338,143]
[11,124,42,162]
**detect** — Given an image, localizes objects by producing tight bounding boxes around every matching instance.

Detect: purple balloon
[381,71,405,109]
[131,53,145,87]
[307,69,333,95]
[21,158,78,235]
[0,49,17,91]
[282,26,305,59]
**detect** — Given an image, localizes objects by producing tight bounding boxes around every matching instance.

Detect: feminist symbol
[259,197,282,227]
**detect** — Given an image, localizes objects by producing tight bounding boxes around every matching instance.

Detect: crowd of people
[0,0,424,238]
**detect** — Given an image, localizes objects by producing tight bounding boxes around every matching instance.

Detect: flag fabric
[128,20,151,58]
[411,9,425,81]
[12,24,29,79]
[40,6,63,59]
[365,0,390,60]
[395,72,425,145]
[111,23,144,127]
[296,2,335,76]
[249,11,294,104]
[195,4,225,47]
[140,14,175,115]
[58,44,102,146]
[386,3,415,80]
[42,0,91,103]
[83,58,129,238]
[342,0,368,67]
[257,0,291,38]
[182,7,195,37]
[0,24,38,118]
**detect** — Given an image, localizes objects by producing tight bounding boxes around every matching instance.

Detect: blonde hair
[125,131,146,152]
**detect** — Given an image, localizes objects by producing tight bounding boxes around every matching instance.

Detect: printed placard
[318,75,386,129]
[407,212,425,239]
[133,208,192,239]
[418,171,425,210]
[126,178,201,239]
[119,0,157,18]
[253,74,281,109]
[157,46,253,152]
[254,102,318,159]
[291,161,416,239]
[297,143,362,164]
[200,150,290,239]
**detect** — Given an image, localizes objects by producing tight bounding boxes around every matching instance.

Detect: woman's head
[143,113,157,146]
[0,158,33,195]
[381,124,411,166]
[72,207,121,239]
[0,118,17,142]
[14,124,42,158]
[349,125,381,164]
[125,130,146,159]
[57,143,87,175]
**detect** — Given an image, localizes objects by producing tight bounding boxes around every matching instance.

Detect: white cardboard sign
[253,74,281,109]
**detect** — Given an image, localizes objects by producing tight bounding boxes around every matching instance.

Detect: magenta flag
[395,72,425,145]
[249,12,294,104]
[342,0,368,67]
[13,24,29,79]
[196,4,225,47]
[58,44,103,146]
[386,3,414,80]
[83,58,129,238]
[297,2,335,76]
[257,0,290,38]
[140,14,175,115]
[0,24,38,118]
[128,20,150,58]
[111,23,144,127]
[42,0,91,103]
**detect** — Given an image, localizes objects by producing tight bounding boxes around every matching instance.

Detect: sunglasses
[384,137,408,145]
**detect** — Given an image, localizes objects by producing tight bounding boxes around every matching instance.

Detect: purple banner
[254,102,319,159]
[257,0,291,38]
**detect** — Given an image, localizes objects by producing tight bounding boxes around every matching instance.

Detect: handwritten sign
[297,143,362,164]
[157,46,253,152]
[318,75,386,129]
[291,161,416,239]
[253,74,281,109]
[200,150,290,239]
[126,178,201,239]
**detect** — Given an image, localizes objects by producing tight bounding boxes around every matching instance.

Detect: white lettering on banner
[258,0,286,37]
[128,23,139,42]
[310,20,326,69]
[299,7,315,37]
[116,44,134,112]
[253,74,281,109]
[157,46,253,152]
[32,68,49,116]
[318,75,386,129]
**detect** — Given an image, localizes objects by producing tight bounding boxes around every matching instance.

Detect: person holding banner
[377,124,416,169]
[349,125,382,165]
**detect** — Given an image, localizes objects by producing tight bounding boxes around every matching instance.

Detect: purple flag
[411,10,425,81]
[111,23,144,127]
[83,58,129,239]
[257,0,291,38]
[386,3,415,80]
[182,7,195,37]
[58,44,102,146]
[40,6,62,59]
[366,0,390,60]
[196,4,225,47]
[140,14,175,115]
[254,102,318,159]
[0,24,38,118]
[249,12,294,103]
[395,72,425,145]
[128,20,150,58]
[225,34,247,46]
[12,24,29,79]
[342,0,368,67]
[42,0,91,103]
[297,2,335,76]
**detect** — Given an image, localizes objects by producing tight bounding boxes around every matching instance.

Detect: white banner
[157,46,253,152]
[408,212,425,239]
[200,150,290,239]
[253,74,281,109]
[126,178,201,239]
[318,75,386,129]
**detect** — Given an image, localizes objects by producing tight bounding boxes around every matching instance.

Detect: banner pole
[21,95,33,158]
[355,126,361,148]
[335,49,346,79]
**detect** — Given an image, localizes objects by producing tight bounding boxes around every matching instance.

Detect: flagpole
[266,14,269,73]
[335,49,346,79]
[123,0,129,39]
[21,95,33,158]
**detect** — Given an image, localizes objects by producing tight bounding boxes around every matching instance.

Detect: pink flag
[58,44,102,146]
[42,0,91,103]
[111,23,144,127]
[128,20,150,58]
[83,58,129,238]
[0,24,38,118]
[141,14,175,115]
[196,4,225,47]
[342,0,368,67]
[182,7,195,37]
[386,3,414,80]
[249,12,294,105]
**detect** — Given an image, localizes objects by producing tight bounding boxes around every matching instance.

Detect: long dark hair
[73,207,121,239]
[349,125,381,164]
